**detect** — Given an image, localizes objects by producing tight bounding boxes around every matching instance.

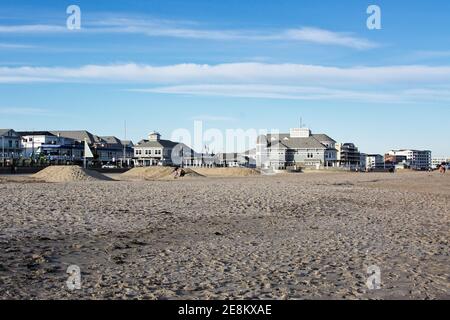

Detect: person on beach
[439,164,446,174]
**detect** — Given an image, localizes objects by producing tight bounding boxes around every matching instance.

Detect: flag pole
[83,138,87,169]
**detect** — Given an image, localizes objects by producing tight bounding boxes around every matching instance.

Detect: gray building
[133,132,193,167]
[386,149,432,170]
[51,130,133,165]
[214,152,252,167]
[0,129,21,165]
[362,154,385,170]
[336,143,361,169]
[256,128,337,170]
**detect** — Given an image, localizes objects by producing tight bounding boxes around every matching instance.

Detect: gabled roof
[268,140,289,149]
[262,132,334,150]
[17,131,56,137]
[135,139,180,148]
[215,153,242,161]
[0,129,17,137]
[120,140,134,147]
[243,148,256,155]
[99,136,122,145]
[312,134,336,143]
[50,130,96,144]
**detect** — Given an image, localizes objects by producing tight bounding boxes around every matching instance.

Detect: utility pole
[83,139,87,169]
[1,136,4,167]
[123,120,127,167]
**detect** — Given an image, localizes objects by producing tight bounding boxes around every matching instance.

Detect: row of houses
[0,129,254,168]
[255,127,435,171]
[0,129,134,166]
[132,132,254,168]
[1,127,438,170]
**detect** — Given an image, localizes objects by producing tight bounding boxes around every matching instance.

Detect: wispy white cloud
[135,84,450,103]
[2,63,450,85]
[131,84,407,103]
[2,62,450,103]
[282,27,377,50]
[0,24,66,33]
[0,17,378,49]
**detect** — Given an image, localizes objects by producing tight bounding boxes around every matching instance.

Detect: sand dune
[192,167,261,177]
[120,167,204,181]
[32,166,113,183]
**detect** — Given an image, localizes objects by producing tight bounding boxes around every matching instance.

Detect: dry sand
[191,167,260,177]
[0,171,449,300]
[32,166,113,183]
[120,167,204,181]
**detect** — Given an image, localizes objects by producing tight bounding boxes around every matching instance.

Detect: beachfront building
[182,153,216,167]
[386,149,432,170]
[0,129,21,165]
[94,136,134,166]
[336,143,361,169]
[384,154,408,169]
[133,131,194,167]
[431,157,449,169]
[363,154,385,170]
[214,153,252,167]
[51,130,133,165]
[256,128,337,170]
[359,153,367,170]
[18,131,73,158]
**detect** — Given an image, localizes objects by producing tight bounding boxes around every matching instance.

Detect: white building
[19,131,71,158]
[0,129,21,164]
[364,154,385,170]
[256,128,337,170]
[386,149,432,170]
[431,157,449,169]
[134,132,193,167]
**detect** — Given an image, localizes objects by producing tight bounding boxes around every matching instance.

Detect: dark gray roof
[17,131,56,137]
[243,148,256,155]
[0,129,15,136]
[312,134,336,143]
[366,154,383,157]
[136,139,180,148]
[215,153,241,161]
[99,136,122,145]
[262,132,333,150]
[50,130,96,144]
[121,140,134,147]
[268,140,289,149]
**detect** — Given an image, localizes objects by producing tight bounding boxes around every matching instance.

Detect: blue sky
[1,0,449,155]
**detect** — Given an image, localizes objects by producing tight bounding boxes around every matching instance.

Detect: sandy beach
[0,171,449,300]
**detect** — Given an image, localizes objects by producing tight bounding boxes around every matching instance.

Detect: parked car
[102,163,117,169]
